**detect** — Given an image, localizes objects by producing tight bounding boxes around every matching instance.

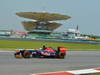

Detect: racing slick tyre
[23,51,31,58]
[58,53,66,59]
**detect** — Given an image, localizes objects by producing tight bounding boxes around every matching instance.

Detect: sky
[0,0,100,35]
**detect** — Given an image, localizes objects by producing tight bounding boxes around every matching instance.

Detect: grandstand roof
[16,12,71,21]
[22,21,62,31]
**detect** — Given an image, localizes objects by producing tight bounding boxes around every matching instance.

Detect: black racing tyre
[23,51,31,58]
[58,53,66,59]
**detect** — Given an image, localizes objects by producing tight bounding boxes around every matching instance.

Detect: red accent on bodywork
[60,47,67,53]
[35,72,75,75]
[95,68,100,71]
[45,48,56,52]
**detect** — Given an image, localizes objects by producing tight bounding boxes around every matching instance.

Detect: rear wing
[31,68,100,75]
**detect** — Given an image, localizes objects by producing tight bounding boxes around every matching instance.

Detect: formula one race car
[14,46,68,59]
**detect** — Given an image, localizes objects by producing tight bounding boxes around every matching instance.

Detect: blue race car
[14,46,68,59]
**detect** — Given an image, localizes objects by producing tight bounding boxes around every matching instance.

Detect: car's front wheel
[23,51,31,58]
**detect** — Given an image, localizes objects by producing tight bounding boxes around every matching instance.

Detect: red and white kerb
[31,68,100,75]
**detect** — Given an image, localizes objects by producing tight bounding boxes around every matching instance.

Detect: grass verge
[0,40,100,51]
[89,73,100,75]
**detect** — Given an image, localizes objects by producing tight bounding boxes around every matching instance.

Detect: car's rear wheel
[58,53,66,59]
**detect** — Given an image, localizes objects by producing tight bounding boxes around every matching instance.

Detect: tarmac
[0,51,100,75]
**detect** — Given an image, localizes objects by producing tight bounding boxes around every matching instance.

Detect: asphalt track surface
[0,51,100,75]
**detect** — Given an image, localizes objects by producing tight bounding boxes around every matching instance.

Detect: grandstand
[0,30,11,38]
[16,12,71,39]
